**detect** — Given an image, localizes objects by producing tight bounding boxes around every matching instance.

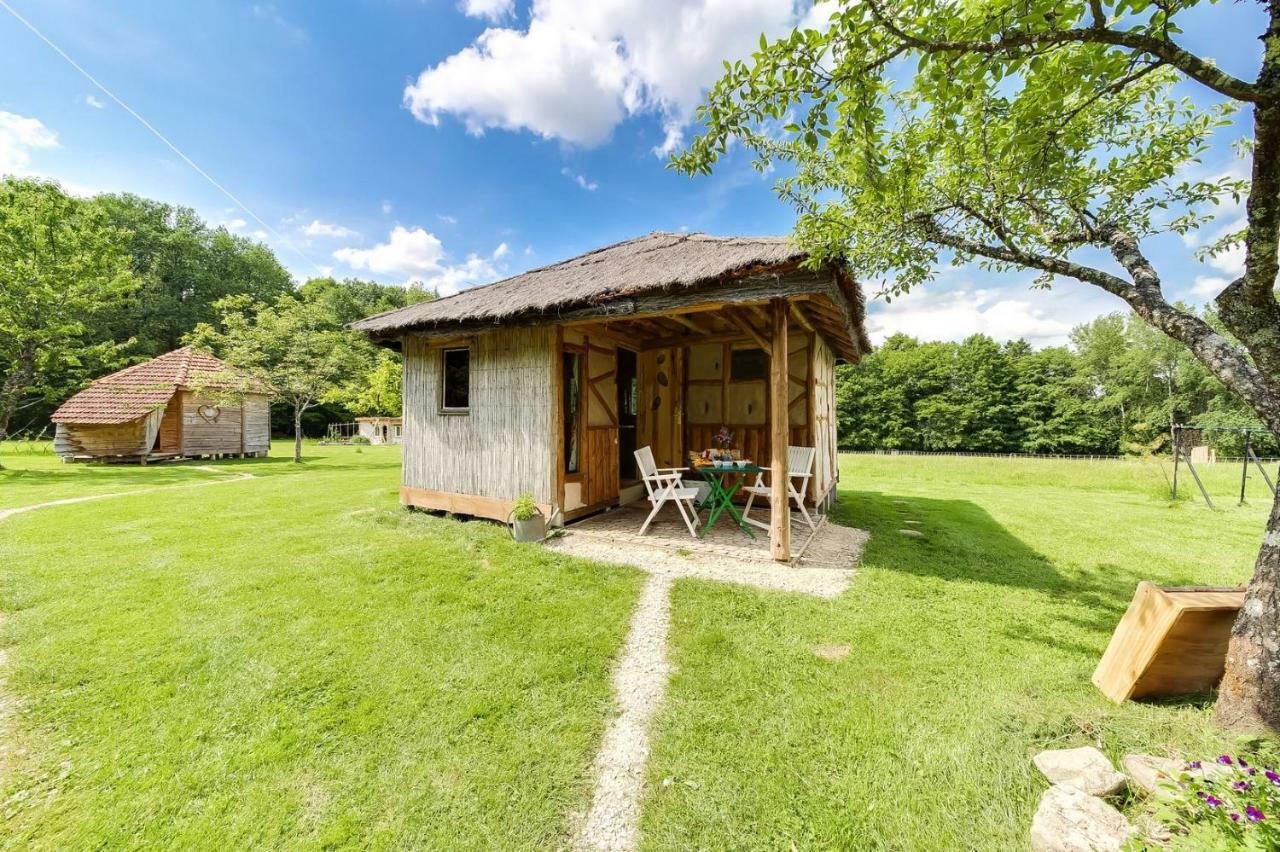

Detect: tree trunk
[1214,486,1280,731]
[0,345,37,441]
[293,409,304,464]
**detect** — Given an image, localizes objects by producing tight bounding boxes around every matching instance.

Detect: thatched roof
[351,231,860,342]
[51,347,265,425]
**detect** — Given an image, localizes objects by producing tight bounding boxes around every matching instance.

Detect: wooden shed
[352,232,869,561]
[51,346,271,463]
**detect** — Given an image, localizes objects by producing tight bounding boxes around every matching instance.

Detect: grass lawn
[640,454,1277,849]
[0,443,644,849]
[2,445,1277,849]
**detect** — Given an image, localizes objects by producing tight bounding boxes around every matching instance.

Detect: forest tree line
[1,177,431,440]
[836,314,1277,457]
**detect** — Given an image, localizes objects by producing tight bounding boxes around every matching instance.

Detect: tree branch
[864,0,1267,103]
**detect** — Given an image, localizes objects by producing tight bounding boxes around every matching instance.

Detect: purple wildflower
[1246,805,1266,822]
[1188,760,1202,769]
[1233,780,1252,792]
[1206,795,1224,808]
[1239,757,1250,768]
[1248,767,1258,776]
[1231,812,1241,823]
[1218,755,1234,766]
[1266,770,1280,786]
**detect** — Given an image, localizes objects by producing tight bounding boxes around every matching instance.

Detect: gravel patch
[548,536,856,599]
[575,574,673,852]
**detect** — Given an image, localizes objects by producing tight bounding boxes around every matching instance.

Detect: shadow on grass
[830,488,1204,648]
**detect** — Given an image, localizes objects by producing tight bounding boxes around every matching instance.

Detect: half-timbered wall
[402,327,555,511]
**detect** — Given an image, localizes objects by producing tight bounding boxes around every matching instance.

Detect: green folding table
[694,463,768,539]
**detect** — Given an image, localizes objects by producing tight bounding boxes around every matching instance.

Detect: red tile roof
[51,347,266,425]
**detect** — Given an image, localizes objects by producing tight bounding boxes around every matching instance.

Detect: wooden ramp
[1092,582,1246,703]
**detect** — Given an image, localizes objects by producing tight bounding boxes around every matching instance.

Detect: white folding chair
[635,446,700,538]
[742,446,817,530]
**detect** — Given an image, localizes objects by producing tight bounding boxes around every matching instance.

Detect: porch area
[551,502,869,598]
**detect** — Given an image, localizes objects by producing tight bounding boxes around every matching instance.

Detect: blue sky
[0,0,1265,347]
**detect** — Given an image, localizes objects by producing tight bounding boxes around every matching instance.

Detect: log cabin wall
[682,331,815,465]
[810,332,839,504]
[402,327,555,514]
[53,408,163,458]
[241,393,271,454]
[180,391,246,456]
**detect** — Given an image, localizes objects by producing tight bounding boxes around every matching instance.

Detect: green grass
[0,443,644,849]
[639,453,1276,850]
[3,445,1277,849]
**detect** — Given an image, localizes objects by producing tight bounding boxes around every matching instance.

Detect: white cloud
[438,213,458,225]
[866,285,1082,347]
[84,94,105,109]
[1191,275,1229,299]
[381,200,393,215]
[333,226,508,295]
[303,219,359,239]
[1207,240,1246,278]
[404,0,813,153]
[224,218,248,231]
[0,111,59,176]
[561,166,598,191]
[461,0,514,22]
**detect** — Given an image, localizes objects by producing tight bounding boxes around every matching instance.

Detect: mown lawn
[0,443,643,849]
[640,454,1276,850]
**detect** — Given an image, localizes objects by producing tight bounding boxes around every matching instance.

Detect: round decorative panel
[197,404,221,423]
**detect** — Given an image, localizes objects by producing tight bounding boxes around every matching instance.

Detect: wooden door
[582,341,620,508]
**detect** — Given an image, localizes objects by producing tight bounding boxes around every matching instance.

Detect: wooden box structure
[1092,582,1246,703]
[352,232,870,562]
[51,346,271,463]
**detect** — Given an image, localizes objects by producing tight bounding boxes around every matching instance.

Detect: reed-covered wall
[402,327,555,506]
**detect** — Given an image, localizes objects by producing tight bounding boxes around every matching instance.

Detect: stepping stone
[812,643,851,661]
[1033,747,1126,796]
[903,520,922,526]
[1030,785,1133,852]
[1123,754,1182,798]
[898,529,925,538]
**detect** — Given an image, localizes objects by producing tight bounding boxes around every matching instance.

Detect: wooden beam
[639,329,752,351]
[724,307,772,356]
[668,313,710,334]
[769,298,791,563]
[790,302,815,333]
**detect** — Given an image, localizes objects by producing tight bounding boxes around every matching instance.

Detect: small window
[441,348,470,411]
[730,348,768,382]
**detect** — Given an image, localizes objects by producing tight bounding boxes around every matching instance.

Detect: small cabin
[51,346,271,463]
[357,416,403,445]
[352,232,869,561]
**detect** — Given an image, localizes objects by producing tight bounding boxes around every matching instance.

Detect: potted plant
[714,427,734,463]
[508,492,546,542]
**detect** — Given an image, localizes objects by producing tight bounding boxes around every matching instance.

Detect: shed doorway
[617,348,638,483]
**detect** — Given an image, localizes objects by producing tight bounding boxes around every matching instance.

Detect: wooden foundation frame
[401,485,552,523]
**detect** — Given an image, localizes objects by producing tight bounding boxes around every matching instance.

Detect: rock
[1123,754,1182,798]
[1030,785,1134,852]
[1033,747,1127,796]
[898,529,925,538]
[903,520,922,525]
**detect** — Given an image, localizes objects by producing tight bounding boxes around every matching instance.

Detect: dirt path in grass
[576,574,673,852]
[0,466,255,524]
[568,534,861,850]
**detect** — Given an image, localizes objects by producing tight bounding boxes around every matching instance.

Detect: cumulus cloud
[84,94,105,109]
[561,167,598,191]
[404,0,819,152]
[333,226,507,295]
[866,285,1082,347]
[0,111,59,175]
[303,219,359,239]
[461,0,514,21]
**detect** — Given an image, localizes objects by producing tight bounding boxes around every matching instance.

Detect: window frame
[440,346,472,414]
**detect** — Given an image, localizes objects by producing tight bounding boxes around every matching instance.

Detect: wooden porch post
[769,298,791,562]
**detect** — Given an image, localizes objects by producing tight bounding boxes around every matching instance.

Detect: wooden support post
[769,298,790,563]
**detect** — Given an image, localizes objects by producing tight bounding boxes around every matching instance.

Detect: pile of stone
[1029,746,1190,851]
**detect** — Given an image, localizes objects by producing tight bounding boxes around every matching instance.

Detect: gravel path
[575,573,673,852]
[0,466,254,524]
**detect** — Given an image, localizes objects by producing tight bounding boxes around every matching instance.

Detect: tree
[187,294,373,463]
[677,1,1280,730]
[0,178,136,439]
